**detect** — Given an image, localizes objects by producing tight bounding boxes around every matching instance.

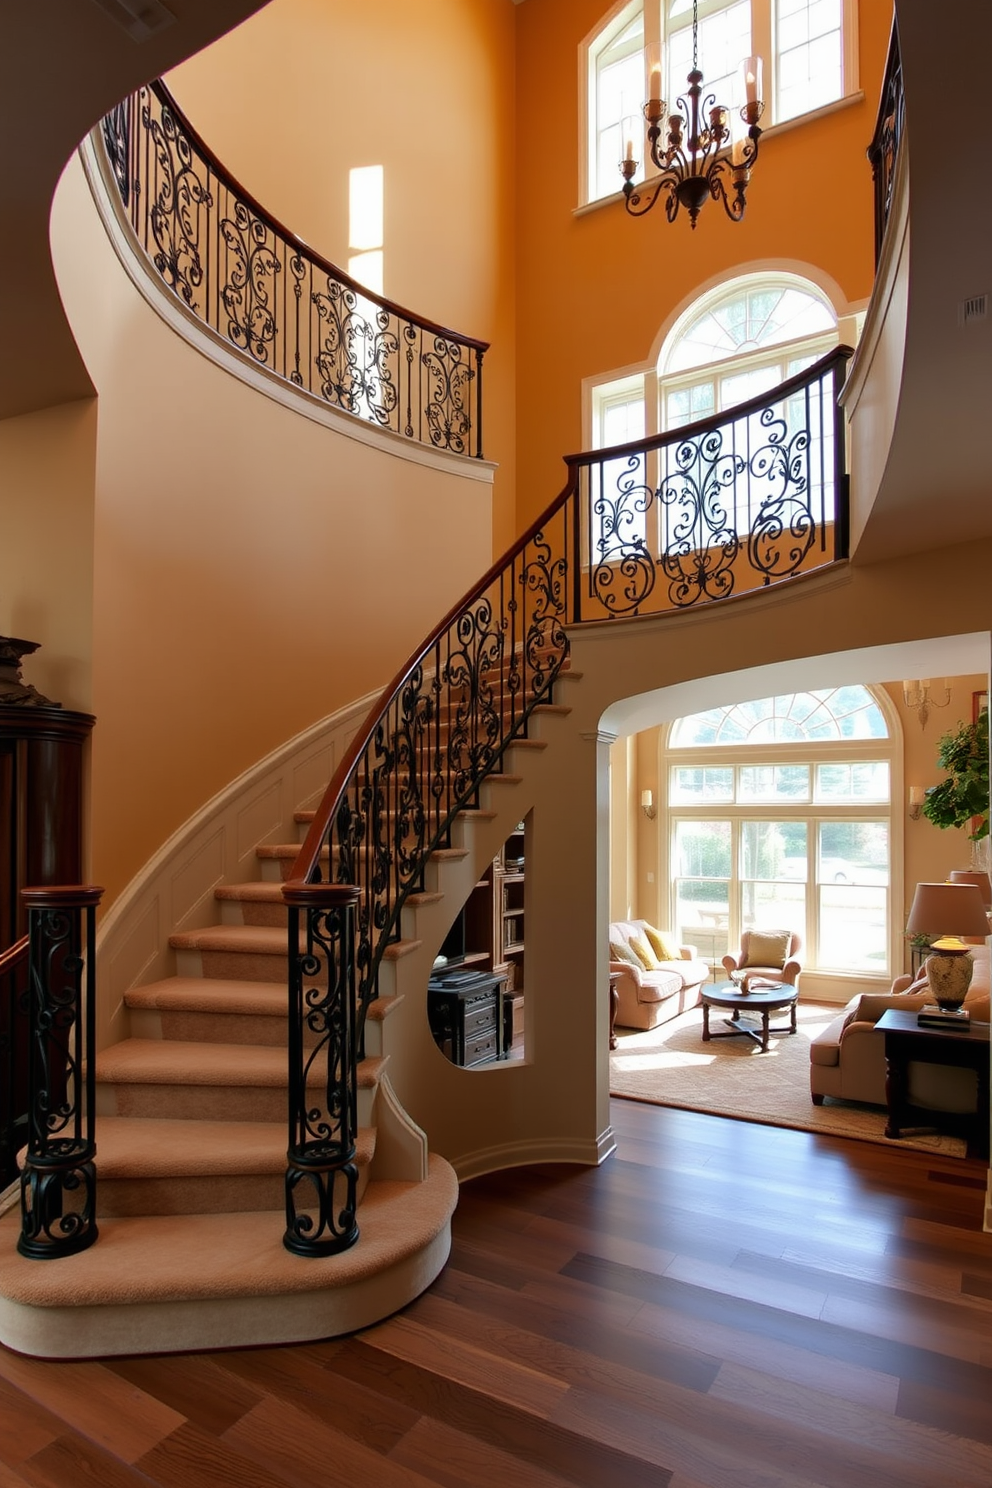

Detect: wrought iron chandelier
[621,0,764,228]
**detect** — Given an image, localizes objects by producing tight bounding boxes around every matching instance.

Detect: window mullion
[753,0,773,119]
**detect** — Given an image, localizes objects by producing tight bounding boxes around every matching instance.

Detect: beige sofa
[609,919,709,1031]
[809,946,990,1111]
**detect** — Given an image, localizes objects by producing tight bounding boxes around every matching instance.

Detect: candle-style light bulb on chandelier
[621,0,764,228]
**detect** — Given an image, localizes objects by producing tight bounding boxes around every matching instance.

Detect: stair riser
[96,1083,378,1127]
[96,1164,371,1218]
[127,1008,318,1049]
[174,947,298,982]
[219,900,289,929]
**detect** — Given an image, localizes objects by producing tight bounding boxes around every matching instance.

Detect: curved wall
[166,0,520,555]
[51,155,493,906]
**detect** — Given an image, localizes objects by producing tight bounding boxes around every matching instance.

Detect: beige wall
[0,399,96,714]
[167,0,520,556]
[51,155,493,908]
[887,675,990,915]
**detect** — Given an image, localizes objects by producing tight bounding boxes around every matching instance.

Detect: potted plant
[922,707,989,857]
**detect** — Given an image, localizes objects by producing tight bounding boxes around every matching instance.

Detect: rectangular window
[669,806,889,975]
[776,0,843,124]
[667,0,751,114]
[590,376,648,560]
[670,766,735,803]
[738,764,810,802]
[814,762,889,803]
[674,820,732,966]
[583,1,857,205]
[590,3,645,201]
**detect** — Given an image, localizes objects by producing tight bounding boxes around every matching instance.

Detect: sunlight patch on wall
[348,165,384,295]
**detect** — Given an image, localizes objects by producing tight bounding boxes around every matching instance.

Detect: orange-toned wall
[167,0,519,556]
[512,0,893,532]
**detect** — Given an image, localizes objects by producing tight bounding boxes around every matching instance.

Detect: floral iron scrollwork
[220,202,281,363]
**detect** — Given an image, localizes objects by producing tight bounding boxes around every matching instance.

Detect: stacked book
[917,1004,970,1028]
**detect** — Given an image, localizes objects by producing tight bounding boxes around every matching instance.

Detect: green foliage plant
[922,708,989,841]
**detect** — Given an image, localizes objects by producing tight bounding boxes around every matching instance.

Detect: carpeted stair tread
[0,1155,457,1309]
[125,978,288,1017]
[92,1116,375,1179]
[94,1039,386,1089]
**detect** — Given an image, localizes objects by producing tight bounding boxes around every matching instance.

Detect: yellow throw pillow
[629,934,661,971]
[609,939,641,968]
[742,930,792,969]
[644,924,680,962]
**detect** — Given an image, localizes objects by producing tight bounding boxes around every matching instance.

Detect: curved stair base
[0,1155,456,1359]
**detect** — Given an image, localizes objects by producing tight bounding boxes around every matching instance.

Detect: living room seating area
[608,920,709,1031]
[809,945,990,1111]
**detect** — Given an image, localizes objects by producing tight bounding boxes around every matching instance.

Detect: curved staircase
[0,695,573,1358]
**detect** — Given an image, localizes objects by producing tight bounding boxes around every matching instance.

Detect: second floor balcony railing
[100,82,488,458]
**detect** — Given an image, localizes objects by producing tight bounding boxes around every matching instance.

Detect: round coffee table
[701,983,799,1053]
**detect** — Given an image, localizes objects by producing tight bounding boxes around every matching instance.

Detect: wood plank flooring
[1,1099,991,1487]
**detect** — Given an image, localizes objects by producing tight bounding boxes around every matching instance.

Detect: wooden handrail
[0,936,28,976]
[100,81,489,457]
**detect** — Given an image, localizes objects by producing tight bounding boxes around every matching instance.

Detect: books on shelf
[917,1004,970,1028]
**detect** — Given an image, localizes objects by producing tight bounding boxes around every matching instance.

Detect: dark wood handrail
[144,80,489,357]
[100,80,489,457]
[0,937,28,976]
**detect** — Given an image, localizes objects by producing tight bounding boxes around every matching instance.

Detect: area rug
[610,1000,968,1157]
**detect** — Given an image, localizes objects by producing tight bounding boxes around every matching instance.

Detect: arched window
[666,686,894,979]
[659,275,838,429]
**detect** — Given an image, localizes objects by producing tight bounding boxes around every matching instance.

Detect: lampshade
[906,881,990,941]
[947,869,992,907]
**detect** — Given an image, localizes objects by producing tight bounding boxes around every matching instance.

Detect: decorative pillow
[609,939,641,968]
[644,924,681,962]
[742,930,792,969]
[629,934,661,971]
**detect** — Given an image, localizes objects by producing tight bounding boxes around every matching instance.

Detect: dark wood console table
[428,969,507,1068]
[877,1008,990,1157]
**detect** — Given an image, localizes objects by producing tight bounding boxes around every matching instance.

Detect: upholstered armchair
[722,929,803,990]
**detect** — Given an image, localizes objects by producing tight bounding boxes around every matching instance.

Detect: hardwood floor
[1,1100,991,1487]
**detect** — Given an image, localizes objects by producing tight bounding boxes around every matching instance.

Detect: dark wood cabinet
[431,823,527,1063]
[1,705,95,1188]
[427,970,506,1068]
[1,707,95,946]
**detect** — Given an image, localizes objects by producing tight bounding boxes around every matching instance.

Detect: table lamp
[905,881,990,1011]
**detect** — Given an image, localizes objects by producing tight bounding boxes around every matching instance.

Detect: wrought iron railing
[281,347,850,1253]
[17,886,103,1259]
[100,82,487,457]
[867,16,904,265]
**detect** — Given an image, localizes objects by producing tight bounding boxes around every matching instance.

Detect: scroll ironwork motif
[18,888,102,1260]
[283,890,359,1257]
[581,352,847,618]
[99,80,487,456]
[867,18,904,266]
[284,349,849,1253]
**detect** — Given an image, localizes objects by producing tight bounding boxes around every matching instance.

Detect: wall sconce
[908,785,925,821]
[902,678,950,730]
[640,789,656,820]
